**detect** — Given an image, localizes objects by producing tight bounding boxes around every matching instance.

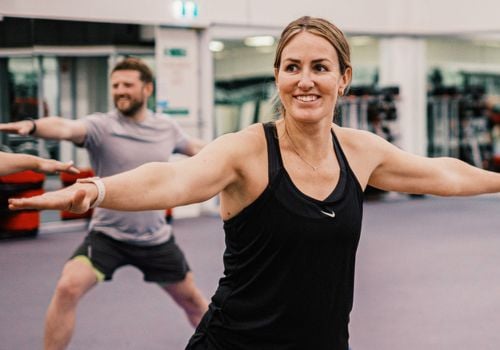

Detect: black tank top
[186,122,364,350]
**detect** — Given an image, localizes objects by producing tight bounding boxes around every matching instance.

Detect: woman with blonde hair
[9,16,500,350]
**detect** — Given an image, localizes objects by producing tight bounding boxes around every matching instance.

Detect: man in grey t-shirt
[0,57,208,350]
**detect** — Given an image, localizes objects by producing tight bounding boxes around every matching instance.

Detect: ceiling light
[244,36,275,47]
[209,41,225,52]
[349,36,374,46]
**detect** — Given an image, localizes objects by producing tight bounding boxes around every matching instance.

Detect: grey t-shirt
[81,110,189,246]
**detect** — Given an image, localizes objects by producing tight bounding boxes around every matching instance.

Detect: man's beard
[114,96,145,116]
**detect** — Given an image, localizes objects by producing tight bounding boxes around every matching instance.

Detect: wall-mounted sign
[164,48,187,57]
[155,27,199,124]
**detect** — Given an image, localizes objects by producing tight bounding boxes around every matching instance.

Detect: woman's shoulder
[209,124,268,195]
[333,124,386,151]
[239,122,267,136]
[216,123,267,152]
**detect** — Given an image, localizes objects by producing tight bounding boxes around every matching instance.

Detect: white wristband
[76,177,106,209]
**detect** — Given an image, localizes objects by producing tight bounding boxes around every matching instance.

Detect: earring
[338,89,344,96]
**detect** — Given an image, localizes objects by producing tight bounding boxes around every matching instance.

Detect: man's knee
[54,260,98,302]
[53,277,86,304]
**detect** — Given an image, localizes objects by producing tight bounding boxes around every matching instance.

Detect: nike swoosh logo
[320,210,336,218]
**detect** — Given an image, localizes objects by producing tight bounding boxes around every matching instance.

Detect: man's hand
[9,183,97,214]
[0,120,35,136]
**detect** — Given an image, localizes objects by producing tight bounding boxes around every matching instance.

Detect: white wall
[0,0,200,26]
[3,0,500,34]
[413,0,500,34]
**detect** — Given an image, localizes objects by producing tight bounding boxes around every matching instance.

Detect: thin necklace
[284,125,321,171]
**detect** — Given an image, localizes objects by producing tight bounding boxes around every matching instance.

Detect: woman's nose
[297,72,314,90]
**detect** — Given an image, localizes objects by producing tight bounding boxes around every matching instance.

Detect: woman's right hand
[8,183,97,213]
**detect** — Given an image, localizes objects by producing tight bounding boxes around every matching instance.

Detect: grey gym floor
[1,194,499,350]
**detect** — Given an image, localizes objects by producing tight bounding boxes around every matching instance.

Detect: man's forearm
[32,116,87,144]
[32,116,74,140]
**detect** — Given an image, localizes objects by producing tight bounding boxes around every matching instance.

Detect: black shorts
[71,230,190,283]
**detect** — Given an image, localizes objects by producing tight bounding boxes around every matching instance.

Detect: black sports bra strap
[263,122,282,183]
[331,129,347,173]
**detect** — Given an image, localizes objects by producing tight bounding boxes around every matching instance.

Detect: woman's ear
[274,68,279,90]
[340,67,352,91]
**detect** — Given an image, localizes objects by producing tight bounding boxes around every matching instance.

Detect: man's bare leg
[44,258,99,350]
[160,272,208,327]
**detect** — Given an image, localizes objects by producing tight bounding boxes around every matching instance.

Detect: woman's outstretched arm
[9,133,243,213]
[0,152,79,176]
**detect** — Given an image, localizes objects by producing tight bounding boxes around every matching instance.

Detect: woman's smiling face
[274,31,350,123]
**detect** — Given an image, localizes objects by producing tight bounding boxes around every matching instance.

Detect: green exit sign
[165,48,187,57]
[172,1,199,19]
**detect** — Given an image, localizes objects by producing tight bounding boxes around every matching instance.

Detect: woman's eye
[315,64,327,72]
[284,64,299,72]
